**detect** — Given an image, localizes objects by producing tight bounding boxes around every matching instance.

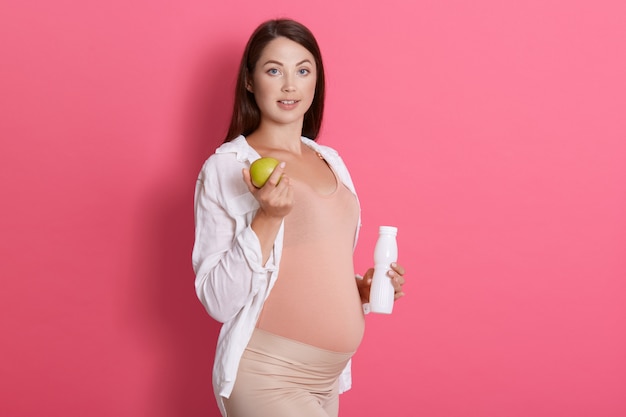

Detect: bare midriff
[256,165,364,353]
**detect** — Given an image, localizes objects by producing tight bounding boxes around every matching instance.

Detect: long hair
[223,19,326,142]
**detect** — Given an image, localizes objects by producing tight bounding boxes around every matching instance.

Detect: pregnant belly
[256,272,366,353]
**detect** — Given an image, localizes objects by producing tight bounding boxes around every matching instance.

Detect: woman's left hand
[357,262,406,304]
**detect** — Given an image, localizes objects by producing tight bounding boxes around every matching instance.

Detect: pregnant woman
[192,18,406,417]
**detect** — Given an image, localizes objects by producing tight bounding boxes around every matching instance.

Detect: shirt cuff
[362,303,371,315]
[239,226,276,273]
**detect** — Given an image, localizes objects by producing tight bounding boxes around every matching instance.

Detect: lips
[277,99,300,110]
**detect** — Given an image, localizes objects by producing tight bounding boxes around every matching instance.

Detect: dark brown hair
[223,19,326,142]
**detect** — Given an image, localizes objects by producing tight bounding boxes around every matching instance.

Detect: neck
[246,121,304,154]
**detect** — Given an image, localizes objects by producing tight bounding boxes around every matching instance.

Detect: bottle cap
[379,225,398,235]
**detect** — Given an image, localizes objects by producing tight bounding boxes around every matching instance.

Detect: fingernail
[391,262,397,267]
[279,162,286,168]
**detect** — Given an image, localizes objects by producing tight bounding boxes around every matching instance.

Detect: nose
[282,74,296,92]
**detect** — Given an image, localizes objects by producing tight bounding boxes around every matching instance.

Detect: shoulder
[198,136,258,180]
[301,137,340,158]
[198,152,241,182]
[301,137,359,193]
[196,137,256,199]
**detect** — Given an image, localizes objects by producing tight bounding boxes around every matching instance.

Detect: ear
[245,73,254,93]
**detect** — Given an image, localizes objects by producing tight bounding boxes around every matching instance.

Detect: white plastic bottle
[369,226,398,314]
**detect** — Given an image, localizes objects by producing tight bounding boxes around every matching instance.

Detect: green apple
[249,157,280,188]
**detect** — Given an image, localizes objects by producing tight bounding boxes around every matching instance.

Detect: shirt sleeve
[192,156,276,323]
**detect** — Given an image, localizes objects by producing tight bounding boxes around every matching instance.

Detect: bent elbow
[195,277,240,323]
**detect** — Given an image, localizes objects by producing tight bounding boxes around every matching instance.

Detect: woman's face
[248,36,317,130]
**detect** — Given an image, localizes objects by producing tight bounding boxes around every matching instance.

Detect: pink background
[1,1,625,416]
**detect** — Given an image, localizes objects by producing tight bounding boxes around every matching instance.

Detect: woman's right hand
[242,161,294,219]
[243,161,293,265]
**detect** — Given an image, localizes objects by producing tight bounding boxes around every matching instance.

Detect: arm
[242,161,293,265]
[192,175,264,322]
[192,157,293,323]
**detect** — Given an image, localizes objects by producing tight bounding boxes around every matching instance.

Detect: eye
[298,68,310,76]
[267,68,280,75]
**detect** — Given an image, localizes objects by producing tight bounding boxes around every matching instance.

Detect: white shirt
[192,135,362,416]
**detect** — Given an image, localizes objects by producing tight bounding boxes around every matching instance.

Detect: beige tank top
[256,164,364,353]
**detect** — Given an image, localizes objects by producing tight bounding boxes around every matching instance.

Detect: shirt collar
[215,135,335,162]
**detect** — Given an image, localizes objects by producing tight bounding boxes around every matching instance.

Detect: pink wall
[1,1,625,416]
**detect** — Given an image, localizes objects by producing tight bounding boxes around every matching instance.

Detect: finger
[275,175,291,194]
[387,270,405,295]
[265,161,286,187]
[393,275,404,285]
[363,268,375,281]
[272,176,294,205]
[268,177,295,215]
[390,262,405,276]
[242,168,257,193]
[388,274,403,291]
[359,282,371,302]
[387,269,404,281]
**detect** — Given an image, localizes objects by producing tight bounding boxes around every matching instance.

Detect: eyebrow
[262,59,313,67]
